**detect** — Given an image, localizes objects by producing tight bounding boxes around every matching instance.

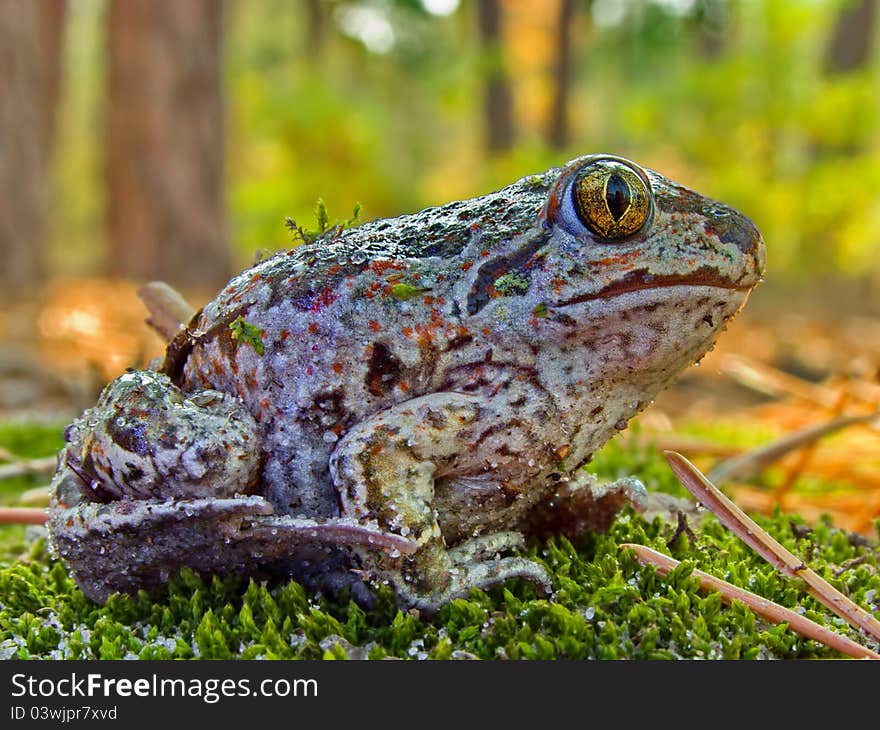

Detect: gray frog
[47,154,765,611]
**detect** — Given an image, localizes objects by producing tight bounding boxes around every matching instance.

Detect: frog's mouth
[555,267,754,307]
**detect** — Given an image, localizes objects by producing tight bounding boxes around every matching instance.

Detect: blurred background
[1,0,879,531]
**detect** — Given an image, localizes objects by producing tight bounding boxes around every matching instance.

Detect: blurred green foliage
[50,0,880,285]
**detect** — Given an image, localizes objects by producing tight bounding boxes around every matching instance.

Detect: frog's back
[178,171,554,515]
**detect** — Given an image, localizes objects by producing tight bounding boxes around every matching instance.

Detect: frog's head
[528,154,765,398]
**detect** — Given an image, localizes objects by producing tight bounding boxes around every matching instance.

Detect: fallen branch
[137,281,196,342]
[622,543,879,660]
[0,455,57,480]
[665,450,880,644]
[706,411,880,484]
[719,354,840,408]
[0,507,48,525]
[17,485,51,506]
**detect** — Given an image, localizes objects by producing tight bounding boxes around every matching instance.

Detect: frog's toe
[447,531,526,564]
[395,556,551,613]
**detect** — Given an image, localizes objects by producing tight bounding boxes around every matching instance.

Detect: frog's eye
[570,159,652,240]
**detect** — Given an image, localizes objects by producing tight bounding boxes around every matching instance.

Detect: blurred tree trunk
[106,0,229,289]
[0,0,66,290]
[825,0,876,74]
[693,0,728,60]
[477,0,514,154]
[547,0,577,150]
[305,0,327,62]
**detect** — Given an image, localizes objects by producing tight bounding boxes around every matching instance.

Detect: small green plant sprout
[493,272,530,296]
[285,199,363,246]
[229,315,265,356]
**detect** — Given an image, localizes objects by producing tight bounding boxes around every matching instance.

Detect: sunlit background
[1,0,879,530]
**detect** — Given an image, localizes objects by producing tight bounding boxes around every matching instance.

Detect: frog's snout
[710,206,766,281]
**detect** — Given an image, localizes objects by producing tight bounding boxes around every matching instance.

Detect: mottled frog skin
[48,155,765,611]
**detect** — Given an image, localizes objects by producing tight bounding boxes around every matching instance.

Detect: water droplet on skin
[323,431,339,443]
[349,251,368,265]
[614,419,628,430]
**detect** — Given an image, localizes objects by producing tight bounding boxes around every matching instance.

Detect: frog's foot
[390,550,551,614]
[329,390,560,612]
[524,473,647,539]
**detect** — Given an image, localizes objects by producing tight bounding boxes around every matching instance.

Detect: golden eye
[571,160,652,240]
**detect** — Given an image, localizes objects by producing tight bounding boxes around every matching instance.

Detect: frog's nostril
[714,212,756,253]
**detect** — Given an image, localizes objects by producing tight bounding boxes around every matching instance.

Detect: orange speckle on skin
[332,362,344,374]
[461,261,474,271]
[423,296,434,305]
[401,326,413,338]
[308,322,319,334]
[370,443,383,457]
[481,327,491,336]
[555,444,571,459]
[481,250,490,257]
[370,259,405,276]
[328,264,340,275]
[280,329,290,341]
[368,320,381,332]
[398,381,410,393]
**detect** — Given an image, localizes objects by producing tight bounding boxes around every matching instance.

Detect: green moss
[0,437,877,660]
[229,315,266,356]
[284,199,362,247]
[493,272,531,296]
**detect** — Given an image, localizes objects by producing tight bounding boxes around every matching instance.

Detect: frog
[47,154,765,612]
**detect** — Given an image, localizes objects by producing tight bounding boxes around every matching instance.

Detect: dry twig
[137,281,196,341]
[622,543,879,660]
[665,450,880,644]
[706,411,880,485]
[0,455,57,480]
[0,507,48,525]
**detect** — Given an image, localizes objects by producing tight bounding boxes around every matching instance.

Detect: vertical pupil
[605,174,630,221]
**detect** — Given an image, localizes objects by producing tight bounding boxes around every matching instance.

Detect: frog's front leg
[329,392,554,611]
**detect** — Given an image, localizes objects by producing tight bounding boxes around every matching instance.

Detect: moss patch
[0,437,878,660]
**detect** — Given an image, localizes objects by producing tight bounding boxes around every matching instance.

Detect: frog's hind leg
[328,392,552,612]
[524,471,647,539]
